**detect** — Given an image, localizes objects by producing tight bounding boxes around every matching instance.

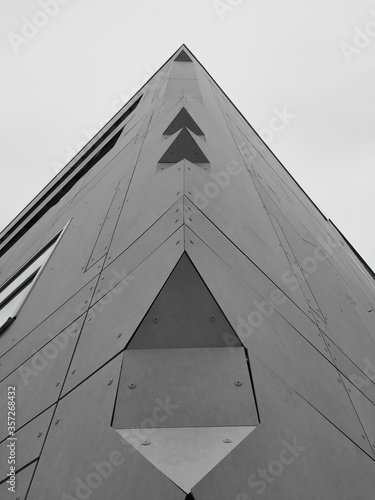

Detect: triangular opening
[175,50,192,62]
[163,108,204,138]
[158,128,209,171]
[127,253,242,349]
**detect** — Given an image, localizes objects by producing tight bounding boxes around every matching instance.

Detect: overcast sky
[0,0,374,269]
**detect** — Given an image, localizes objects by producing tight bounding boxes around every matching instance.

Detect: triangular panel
[158,128,209,171]
[175,49,192,62]
[127,253,241,349]
[117,426,256,493]
[163,108,204,137]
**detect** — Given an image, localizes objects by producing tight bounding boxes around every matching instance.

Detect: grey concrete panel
[323,334,375,406]
[0,314,81,439]
[342,377,375,456]
[0,461,36,500]
[183,197,327,357]
[185,228,375,457]
[183,160,319,318]
[0,405,55,480]
[100,198,183,280]
[191,354,375,500]
[339,280,375,344]
[26,355,186,500]
[0,285,89,377]
[148,92,184,135]
[301,255,375,371]
[86,173,132,270]
[61,229,184,396]
[113,348,258,429]
[107,161,183,262]
[164,59,203,105]
[268,213,325,321]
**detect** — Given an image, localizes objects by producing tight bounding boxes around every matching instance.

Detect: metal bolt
[129,383,137,389]
[37,431,43,438]
[235,381,243,387]
[223,439,232,443]
[108,379,113,386]
[55,419,60,425]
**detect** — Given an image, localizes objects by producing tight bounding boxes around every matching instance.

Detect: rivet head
[141,440,151,446]
[37,431,43,438]
[209,315,216,322]
[153,316,159,323]
[128,383,137,389]
[234,381,243,387]
[108,379,113,386]
[223,438,232,443]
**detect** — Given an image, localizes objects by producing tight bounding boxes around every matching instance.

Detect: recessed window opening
[0,95,143,257]
[0,223,68,335]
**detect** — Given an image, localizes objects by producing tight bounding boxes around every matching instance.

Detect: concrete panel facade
[0,45,374,499]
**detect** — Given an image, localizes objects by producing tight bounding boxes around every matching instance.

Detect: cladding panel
[26,355,186,500]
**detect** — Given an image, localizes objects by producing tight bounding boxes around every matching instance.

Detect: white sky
[0,0,374,269]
